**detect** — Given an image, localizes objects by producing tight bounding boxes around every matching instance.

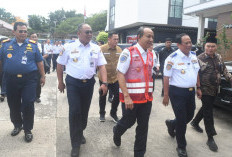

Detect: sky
[1,0,109,21]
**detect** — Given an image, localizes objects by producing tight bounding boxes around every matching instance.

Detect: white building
[107,0,217,44]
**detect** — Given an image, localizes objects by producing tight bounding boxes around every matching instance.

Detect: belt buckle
[189,88,193,91]
[82,79,87,83]
[17,74,22,78]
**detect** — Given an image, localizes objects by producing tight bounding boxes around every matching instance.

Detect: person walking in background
[159,38,174,96]
[52,41,60,72]
[98,32,122,122]
[44,39,53,74]
[190,37,232,152]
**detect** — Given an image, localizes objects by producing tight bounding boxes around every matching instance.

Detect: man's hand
[163,95,169,106]
[40,76,46,87]
[124,95,134,110]
[58,82,66,93]
[99,84,108,96]
[197,88,202,99]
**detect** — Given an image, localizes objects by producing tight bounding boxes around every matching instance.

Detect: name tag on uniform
[21,56,27,64]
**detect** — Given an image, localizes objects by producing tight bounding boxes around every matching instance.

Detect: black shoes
[190,121,203,133]
[35,98,41,103]
[99,114,105,122]
[108,97,113,103]
[81,135,86,144]
[25,131,33,142]
[0,94,5,102]
[176,148,188,157]
[11,127,22,136]
[207,138,218,152]
[165,120,175,138]
[113,126,121,146]
[111,114,119,123]
[71,147,80,157]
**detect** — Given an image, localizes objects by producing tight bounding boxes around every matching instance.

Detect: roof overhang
[184,0,232,18]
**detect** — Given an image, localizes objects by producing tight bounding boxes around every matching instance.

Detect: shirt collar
[12,38,28,44]
[177,49,193,58]
[76,39,91,48]
[135,43,147,54]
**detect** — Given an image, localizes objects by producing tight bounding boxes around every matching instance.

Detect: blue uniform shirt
[0,38,43,74]
[163,49,200,88]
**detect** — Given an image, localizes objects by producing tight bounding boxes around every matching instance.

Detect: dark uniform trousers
[99,80,119,116]
[6,71,38,132]
[114,101,152,157]
[192,95,217,137]
[65,75,95,148]
[52,54,59,71]
[46,54,52,72]
[36,72,41,99]
[169,85,196,149]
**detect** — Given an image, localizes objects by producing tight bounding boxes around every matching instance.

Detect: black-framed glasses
[85,30,92,34]
[18,30,28,33]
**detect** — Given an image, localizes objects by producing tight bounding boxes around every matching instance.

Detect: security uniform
[44,43,53,73]
[114,43,153,157]
[163,49,200,149]
[57,39,106,148]
[192,52,232,137]
[98,44,122,117]
[36,42,43,101]
[0,38,43,132]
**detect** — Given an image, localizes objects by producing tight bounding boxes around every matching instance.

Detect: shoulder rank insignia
[191,51,196,55]
[29,40,36,44]
[69,40,75,43]
[2,39,10,43]
[171,52,177,58]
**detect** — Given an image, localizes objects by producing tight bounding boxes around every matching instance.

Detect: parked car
[214,61,232,111]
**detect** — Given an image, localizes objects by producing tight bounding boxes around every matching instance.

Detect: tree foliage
[87,10,107,32]
[0,8,15,24]
[96,31,108,43]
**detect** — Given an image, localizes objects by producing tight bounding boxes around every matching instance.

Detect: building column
[197,15,205,44]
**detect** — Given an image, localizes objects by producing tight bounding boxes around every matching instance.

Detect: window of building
[110,6,115,25]
[169,0,183,18]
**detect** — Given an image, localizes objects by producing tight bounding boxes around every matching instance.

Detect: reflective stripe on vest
[119,88,153,94]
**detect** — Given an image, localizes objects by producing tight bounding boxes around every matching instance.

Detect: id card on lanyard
[22,51,28,64]
[90,51,94,67]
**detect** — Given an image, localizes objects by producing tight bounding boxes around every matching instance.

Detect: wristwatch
[102,82,108,86]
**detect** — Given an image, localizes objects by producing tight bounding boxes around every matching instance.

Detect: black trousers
[46,54,52,72]
[99,80,119,116]
[6,71,38,132]
[52,54,59,71]
[36,72,41,99]
[192,95,217,137]
[114,101,152,157]
[65,75,95,148]
[169,86,195,149]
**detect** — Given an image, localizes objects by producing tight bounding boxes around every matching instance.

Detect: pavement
[0,71,232,157]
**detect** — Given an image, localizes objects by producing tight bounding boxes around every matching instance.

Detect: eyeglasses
[18,30,28,33]
[85,30,92,34]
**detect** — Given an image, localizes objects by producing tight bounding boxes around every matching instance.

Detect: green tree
[87,10,107,32]
[0,8,15,23]
[96,31,108,43]
[28,15,49,33]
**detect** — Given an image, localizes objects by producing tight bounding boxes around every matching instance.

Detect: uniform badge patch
[181,69,185,74]
[7,53,12,58]
[166,64,172,70]
[73,58,78,62]
[59,51,63,56]
[120,55,127,63]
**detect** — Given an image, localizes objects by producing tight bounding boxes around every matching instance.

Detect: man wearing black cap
[191,37,232,152]
[159,38,174,96]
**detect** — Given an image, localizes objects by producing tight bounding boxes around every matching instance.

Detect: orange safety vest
[119,46,153,104]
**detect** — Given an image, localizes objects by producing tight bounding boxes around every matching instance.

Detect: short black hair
[108,32,118,38]
[14,22,27,31]
[29,32,36,36]
[165,38,172,42]
[98,40,104,45]
[176,33,189,44]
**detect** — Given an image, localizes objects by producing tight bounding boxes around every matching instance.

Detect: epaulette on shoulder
[2,39,10,43]
[29,40,37,44]
[170,52,177,58]
[191,51,196,55]
[69,40,75,43]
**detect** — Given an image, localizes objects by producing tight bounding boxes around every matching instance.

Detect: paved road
[0,72,232,157]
